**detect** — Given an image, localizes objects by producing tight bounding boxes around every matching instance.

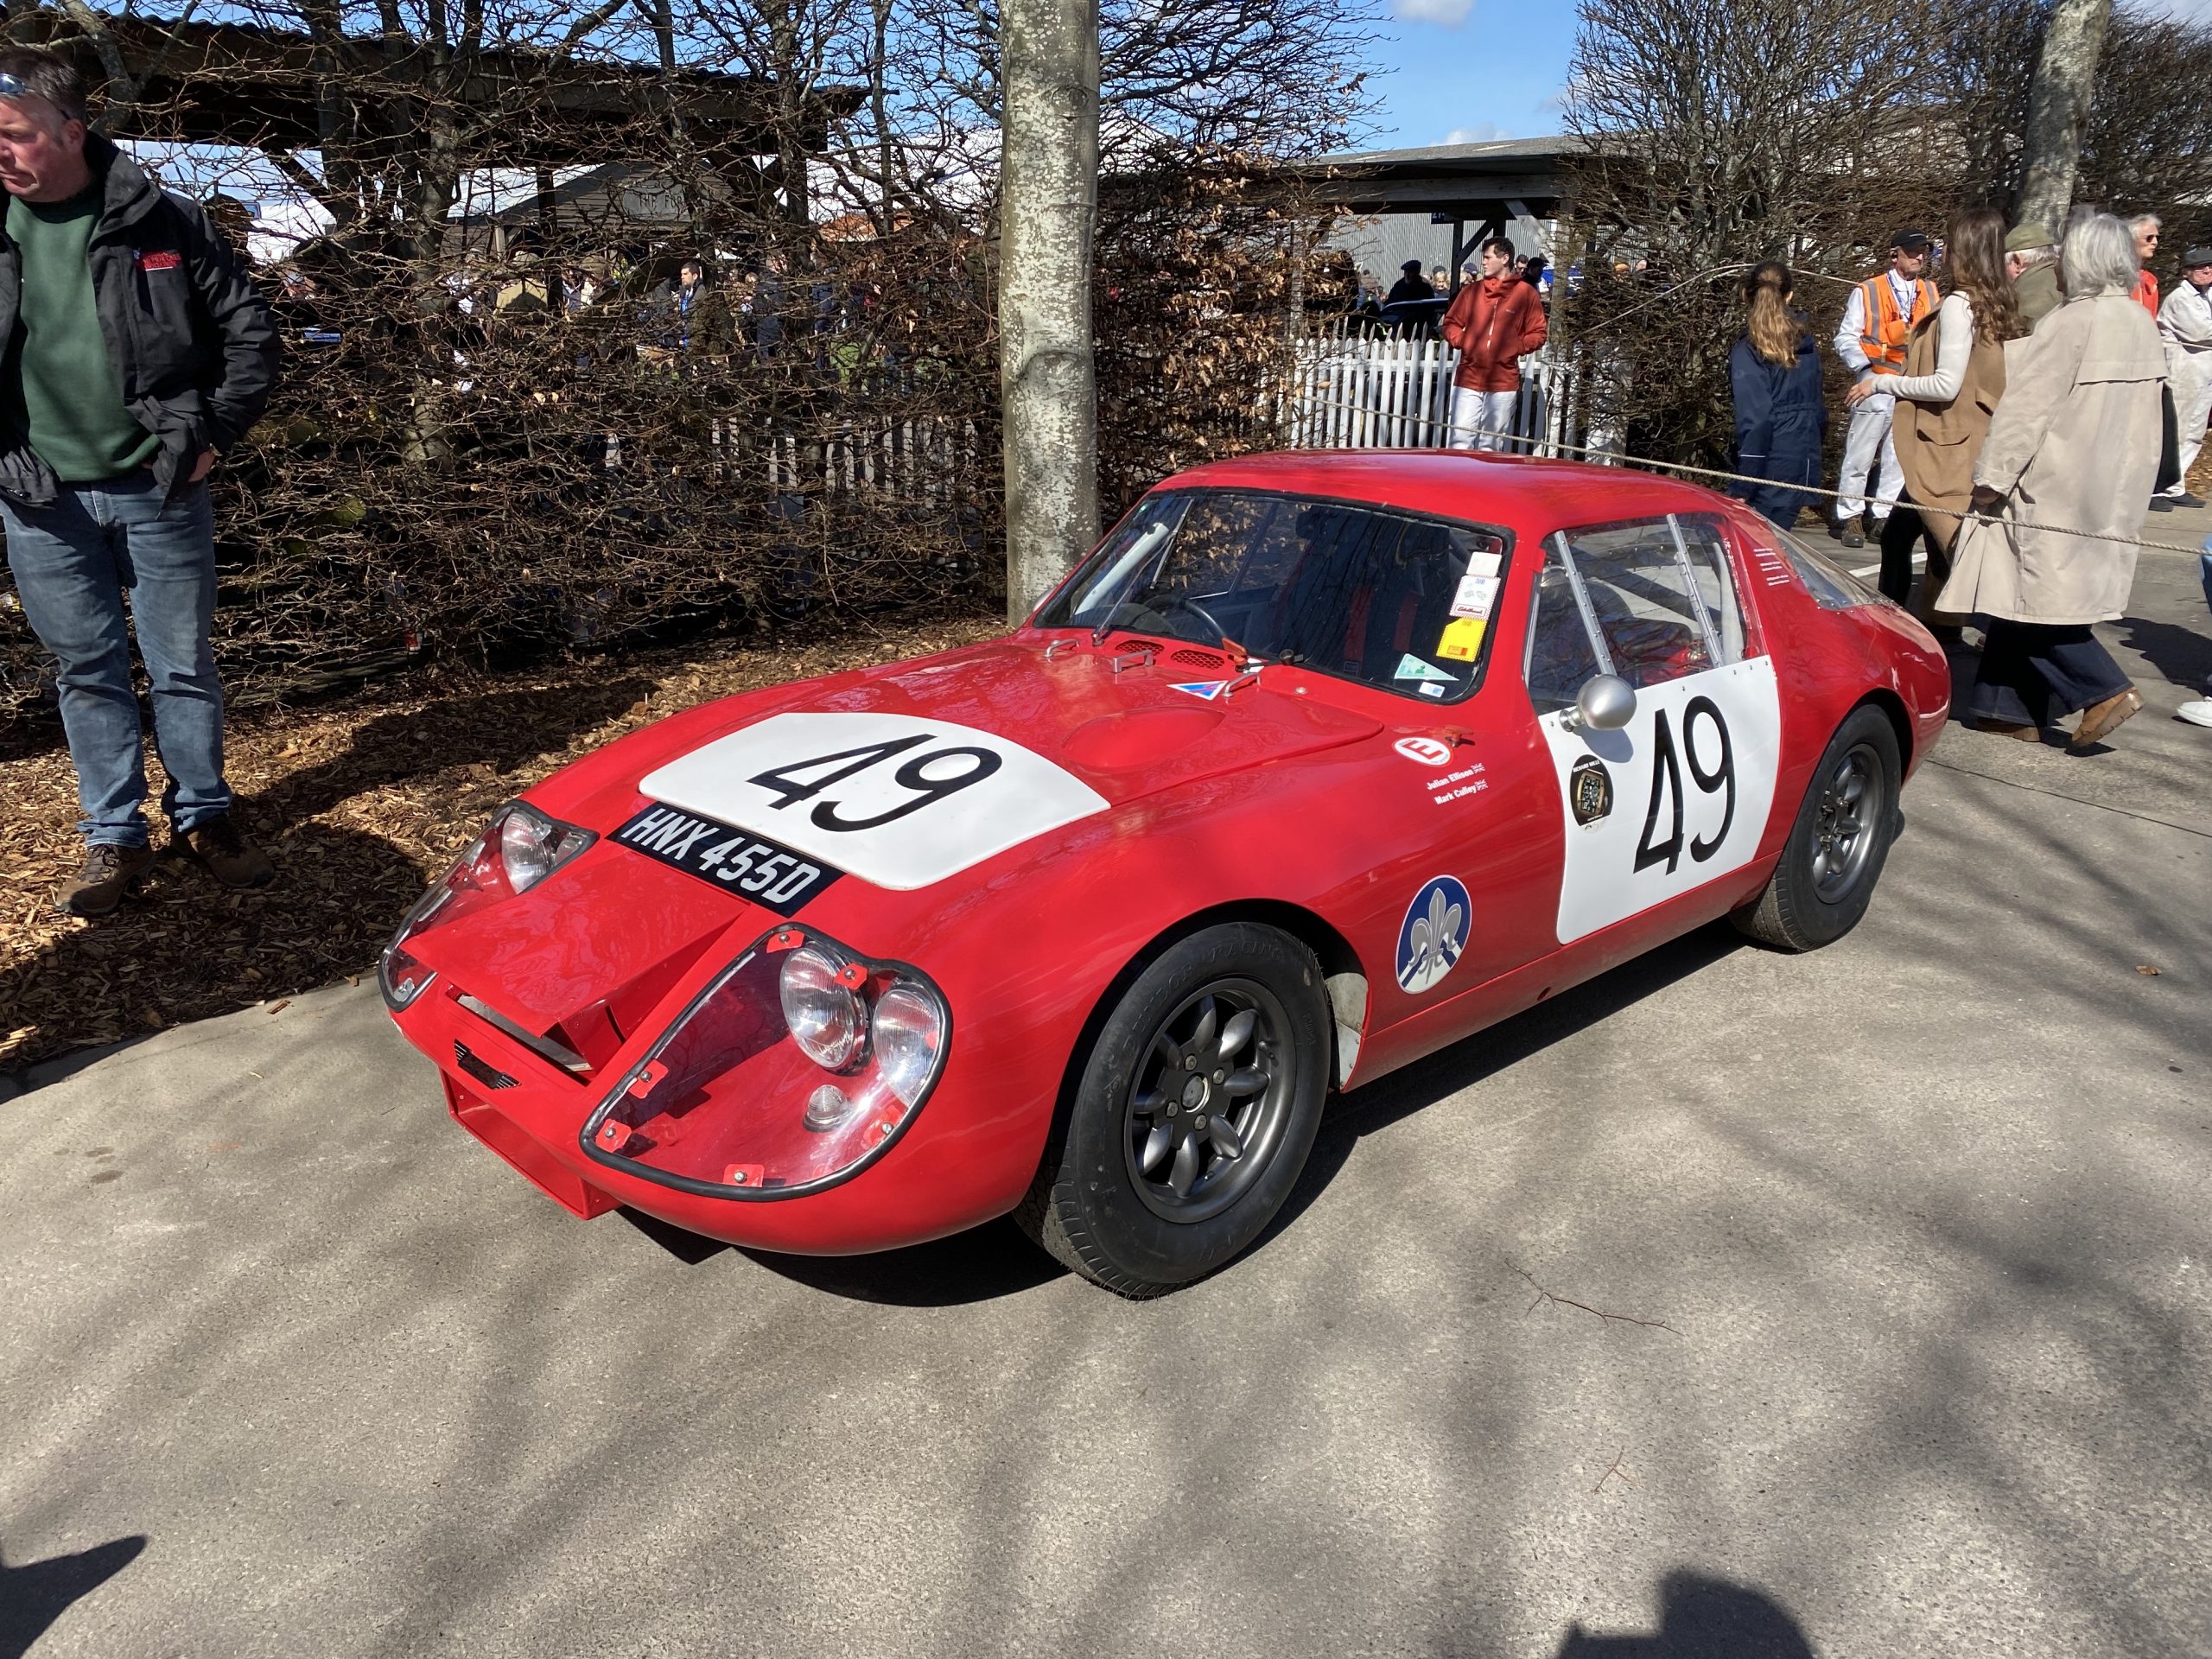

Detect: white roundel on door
[639,711,1109,890]
[1540,656,1782,944]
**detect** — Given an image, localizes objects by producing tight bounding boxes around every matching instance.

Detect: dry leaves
[0,613,1001,1074]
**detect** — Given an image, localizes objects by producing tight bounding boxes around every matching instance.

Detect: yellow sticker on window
[1436,616,1486,661]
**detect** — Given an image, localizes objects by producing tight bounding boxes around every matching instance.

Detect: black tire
[1017,923,1331,1297]
[1732,704,1903,951]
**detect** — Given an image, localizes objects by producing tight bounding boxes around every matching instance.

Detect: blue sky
[1362,1,1578,149]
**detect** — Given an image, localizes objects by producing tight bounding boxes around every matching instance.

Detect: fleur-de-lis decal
[1402,883,1465,992]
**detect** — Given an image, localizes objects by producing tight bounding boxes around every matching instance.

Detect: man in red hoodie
[1440,236,1549,450]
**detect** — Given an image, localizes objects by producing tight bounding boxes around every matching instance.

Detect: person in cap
[0,48,279,914]
[1830,230,1939,548]
[2005,222,2062,326]
[1386,258,1435,308]
[2152,245,2212,511]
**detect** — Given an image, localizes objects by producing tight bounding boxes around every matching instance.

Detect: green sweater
[3,188,157,481]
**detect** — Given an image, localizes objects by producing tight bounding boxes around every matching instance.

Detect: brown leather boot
[57,842,156,918]
[2069,688,2142,752]
[178,815,276,889]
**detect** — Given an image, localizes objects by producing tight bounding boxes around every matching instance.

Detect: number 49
[1633,697,1736,876]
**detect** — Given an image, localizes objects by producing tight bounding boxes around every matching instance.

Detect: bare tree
[1562,0,1945,463]
[2016,0,2111,233]
[996,0,1099,620]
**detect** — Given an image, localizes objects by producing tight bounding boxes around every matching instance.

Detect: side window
[1674,514,1747,664]
[1523,515,1743,712]
[1525,539,1603,713]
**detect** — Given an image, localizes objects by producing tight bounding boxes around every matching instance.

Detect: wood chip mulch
[0,612,1005,1076]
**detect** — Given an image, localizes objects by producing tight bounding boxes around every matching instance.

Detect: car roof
[1156,449,1739,534]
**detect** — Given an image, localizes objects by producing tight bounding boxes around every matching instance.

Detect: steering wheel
[1146,593,1229,648]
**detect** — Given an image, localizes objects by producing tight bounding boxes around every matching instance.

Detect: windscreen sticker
[1464,550,1503,580]
[1450,572,1502,619]
[1436,616,1486,661]
[1394,653,1454,683]
[1395,874,1471,994]
[638,711,1110,891]
[1419,683,1446,698]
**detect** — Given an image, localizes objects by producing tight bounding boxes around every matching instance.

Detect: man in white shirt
[2153,245,2212,512]
[1830,230,1938,549]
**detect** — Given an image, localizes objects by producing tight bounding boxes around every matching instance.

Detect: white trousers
[2163,353,2212,495]
[1834,384,1903,522]
[1449,386,1518,452]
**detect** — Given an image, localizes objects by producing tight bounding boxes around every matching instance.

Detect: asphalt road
[5,538,2209,1659]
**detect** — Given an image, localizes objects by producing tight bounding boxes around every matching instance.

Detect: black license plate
[612,804,842,917]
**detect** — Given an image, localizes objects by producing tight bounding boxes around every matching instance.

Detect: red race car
[380,452,1948,1295]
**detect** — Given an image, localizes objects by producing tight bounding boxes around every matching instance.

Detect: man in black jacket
[0,48,279,915]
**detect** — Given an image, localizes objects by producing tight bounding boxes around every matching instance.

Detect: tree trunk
[997,0,1100,622]
[2017,0,2111,234]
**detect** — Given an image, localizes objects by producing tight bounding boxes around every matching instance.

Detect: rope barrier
[1287,390,2212,557]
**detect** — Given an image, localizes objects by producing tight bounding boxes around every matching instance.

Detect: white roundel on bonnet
[638,711,1110,891]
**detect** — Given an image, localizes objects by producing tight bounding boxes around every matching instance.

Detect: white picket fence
[1282,331,1614,461]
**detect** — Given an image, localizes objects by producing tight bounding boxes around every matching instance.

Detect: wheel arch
[1032,899,1368,1197]
[1853,687,1914,772]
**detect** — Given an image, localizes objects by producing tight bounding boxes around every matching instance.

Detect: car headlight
[584,927,950,1198]
[499,805,591,894]
[871,983,944,1107]
[378,800,596,1010]
[779,946,867,1071]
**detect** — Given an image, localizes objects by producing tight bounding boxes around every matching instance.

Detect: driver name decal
[1395,874,1471,995]
[639,712,1109,891]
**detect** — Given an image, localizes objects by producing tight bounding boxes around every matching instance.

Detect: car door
[1522,512,1782,944]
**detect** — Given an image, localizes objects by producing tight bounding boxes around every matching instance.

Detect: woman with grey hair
[1939,213,2169,751]
[2128,213,2161,313]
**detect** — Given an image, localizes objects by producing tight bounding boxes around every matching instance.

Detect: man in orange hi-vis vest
[1830,229,1938,549]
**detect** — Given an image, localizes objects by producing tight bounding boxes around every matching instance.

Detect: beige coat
[1938,293,2167,626]
[1891,296,2005,552]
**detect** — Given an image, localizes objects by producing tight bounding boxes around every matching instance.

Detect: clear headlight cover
[583,928,950,1199]
[499,805,593,894]
[378,801,595,1010]
[779,946,867,1070]
[871,983,944,1107]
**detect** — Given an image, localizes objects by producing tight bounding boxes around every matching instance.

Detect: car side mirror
[1565,674,1637,733]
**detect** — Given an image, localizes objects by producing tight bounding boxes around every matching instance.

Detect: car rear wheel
[1018,923,1331,1297]
[1732,704,1903,951]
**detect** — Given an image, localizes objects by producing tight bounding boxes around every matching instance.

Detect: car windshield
[1038,489,1510,701]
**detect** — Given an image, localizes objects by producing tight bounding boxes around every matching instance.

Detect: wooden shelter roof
[21,14,859,164]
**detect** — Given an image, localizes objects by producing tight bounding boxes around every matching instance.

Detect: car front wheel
[1018,922,1331,1297]
[1733,703,1903,951]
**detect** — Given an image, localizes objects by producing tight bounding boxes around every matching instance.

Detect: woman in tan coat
[1940,213,2169,751]
[1852,207,2021,616]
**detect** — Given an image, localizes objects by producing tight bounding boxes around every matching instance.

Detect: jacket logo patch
[136,250,182,272]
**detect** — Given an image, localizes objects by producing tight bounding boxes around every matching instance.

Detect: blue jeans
[3,473,230,847]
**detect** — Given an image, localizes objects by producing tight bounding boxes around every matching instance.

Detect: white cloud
[1392,0,1473,26]
[1445,123,1511,145]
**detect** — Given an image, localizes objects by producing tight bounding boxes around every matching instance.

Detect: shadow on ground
[1554,1571,1815,1657]
[0,1535,146,1659]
